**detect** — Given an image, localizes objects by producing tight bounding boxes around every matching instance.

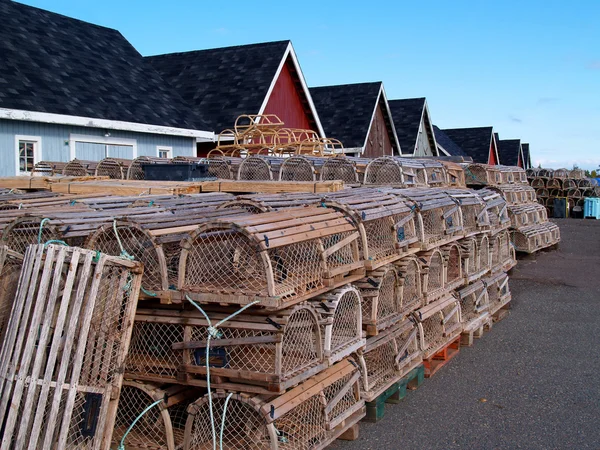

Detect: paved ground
[333,219,600,450]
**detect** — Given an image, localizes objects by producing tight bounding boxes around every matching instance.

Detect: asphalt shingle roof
[146,41,290,133]
[388,98,426,154]
[441,127,494,164]
[522,143,531,169]
[498,139,521,166]
[0,1,206,130]
[309,82,384,148]
[433,125,468,157]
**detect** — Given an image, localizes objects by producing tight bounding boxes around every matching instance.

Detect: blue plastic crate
[584,197,600,219]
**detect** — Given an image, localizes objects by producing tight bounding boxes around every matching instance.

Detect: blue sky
[20,0,600,169]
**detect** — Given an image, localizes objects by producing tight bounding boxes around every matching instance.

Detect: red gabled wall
[517,150,523,168]
[488,140,497,165]
[363,101,394,158]
[262,59,317,132]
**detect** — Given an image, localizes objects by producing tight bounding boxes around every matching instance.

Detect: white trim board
[69,134,138,160]
[15,135,42,176]
[156,145,173,158]
[0,107,214,140]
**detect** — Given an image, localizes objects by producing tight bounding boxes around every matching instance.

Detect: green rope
[44,240,68,248]
[17,203,23,210]
[219,393,234,450]
[117,398,163,450]
[37,218,51,244]
[141,286,157,297]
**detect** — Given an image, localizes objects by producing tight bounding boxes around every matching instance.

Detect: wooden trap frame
[570,168,585,179]
[484,271,511,317]
[278,155,320,181]
[459,237,486,283]
[419,248,447,303]
[183,359,364,450]
[319,156,361,185]
[384,188,464,250]
[95,157,132,179]
[412,159,449,187]
[394,255,424,317]
[476,233,492,276]
[62,159,98,176]
[441,241,465,291]
[463,163,502,186]
[457,280,491,346]
[476,189,510,234]
[32,161,69,176]
[323,188,420,270]
[1,215,64,254]
[552,168,569,179]
[218,192,321,214]
[438,161,467,187]
[491,184,537,205]
[442,188,488,236]
[0,244,142,450]
[530,177,546,189]
[0,246,23,351]
[508,203,548,228]
[356,319,422,402]
[490,230,516,273]
[363,156,407,187]
[311,285,366,365]
[127,156,170,180]
[237,156,284,181]
[112,381,199,450]
[414,294,462,360]
[178,206,365,310]
[510,223,557,253]
[128,303,327,394]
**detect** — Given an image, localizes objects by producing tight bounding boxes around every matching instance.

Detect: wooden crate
[324,188,420,270]
[127,303,327,394]
[183,359,364,450]
[0,246,23,352]
[414,294,462,360]
[112,382,199,450]
[356,319,422,403]
[311,285,366,365]
[457,280,491,347]
[179,206,365,310]
[0,244,142,450]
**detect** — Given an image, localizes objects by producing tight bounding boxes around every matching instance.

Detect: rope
[44,240,68,248]
[18,203,23,210]
[186,295,259,450]
[117,398,164,450]
[113,220,134,260]
[219,393,234,450]
[37,218,51,244]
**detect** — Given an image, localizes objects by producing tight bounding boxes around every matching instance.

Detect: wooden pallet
[423,336,461,378]
[363,364,425,423]
[461,316,492,347]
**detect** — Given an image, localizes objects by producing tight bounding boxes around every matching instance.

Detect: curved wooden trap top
[179,206,364,309]
[126,156,170,180]
[412,159,448,187]
[129,302,327,394]
[394,158,430,187]
[569,168,585,179]
[62,159,97,176]
[496,165,528,185]
[32,161,69,176]
[413,294,462,358]
[551,168,569,179]
[508,203,548,228]
[218,192,321,213]
[442,188,488,236]
[234,114,284,136]
[184,359,364,450]
[475,189,510,233]
[363,157,407,187]
[438,161,467,187]
[95,157,132,179]
[441,241,464,291]
[490,184,537,205]
[510,222,559,253]
[128,192,235,209]
[462,163,502,186]
[278,155,320,181]
[323,188,419,269]
[419,247,447,303]
[530,177,546,188]
[319,156,360,185]
[237,155,285,181]
[311,285,365,365]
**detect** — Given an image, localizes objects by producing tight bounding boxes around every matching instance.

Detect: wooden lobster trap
[32,160,69,176]
[460,237,486,283]
[497,165,519,184]
[510,223,550,253]
[218,192,321,213]
[323,189,419,270]
[414,294,462,360]
[278,155,321,181]
[1,215,64,254]
[183,359,364,450]
[356,319,422,402]
[311,285,366,365]
[536,188,550,199]
[394,255,424,316]
[438,161,467,187]
[530,177,546,189]
[62,159,98,176]
[508,203,548,228]
[419,248,447,303]
[0,244,142,450]
[441,242,464,291]
[490,230,516,273]
[237,156,284,181]
[570,168,585,179]
[442,188,488,236]
[546,178,563,190]
[385,188,464,250]
[457,280,491,345]
[552,168,569,179]
[128,303,327,395]
[127,156,170,180]
[476,233,492,276]
[178,206,365,310]
[476,189,510,234]
[363,157,407,187]
[0,246,23,351]
[95,157,132,179]
[463,163,502,186]
[484,271,511,317]
[112,382,199,450]
[319,156,361,185]
[412,159,448,187]
[491,184,537,205]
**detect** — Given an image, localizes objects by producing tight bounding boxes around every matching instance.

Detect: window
[15,136,41,175]
[157,146,172,159]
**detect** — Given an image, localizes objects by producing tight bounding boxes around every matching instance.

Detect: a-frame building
[388,98,439,156]
[441,126,500,165]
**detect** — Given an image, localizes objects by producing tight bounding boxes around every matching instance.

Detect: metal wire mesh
[363,218,398,264]
[281,308,321,378]
[1,217,62,254]
[127,156,153,180]
[395,321,421,372]
[320,158,358,184]
[329,289,362,359]
[237,157,273,180]
[363,157,403,185]
[0,248,21,352]
[458,284,489,325]
[269,240,325,298]
[96,158,127,179]
[279,156,315,181]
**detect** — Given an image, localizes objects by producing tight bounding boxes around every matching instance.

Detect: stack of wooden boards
[463,163,561,254]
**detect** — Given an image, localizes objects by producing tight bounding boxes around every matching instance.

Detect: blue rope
[44,240,68,248]
[37,218,51,244]
[117,398,163,450]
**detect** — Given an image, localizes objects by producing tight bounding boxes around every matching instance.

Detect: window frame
[157,146,173,159]
[15,135,42,176]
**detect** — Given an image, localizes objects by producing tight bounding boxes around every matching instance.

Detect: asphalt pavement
[333,219,600,450]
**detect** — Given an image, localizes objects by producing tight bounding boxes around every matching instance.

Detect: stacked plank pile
[464,163,561,254]
[526,167,600,217]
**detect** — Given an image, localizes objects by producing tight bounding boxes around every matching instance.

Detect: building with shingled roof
[441,126,499,165]
[388,98,439,156]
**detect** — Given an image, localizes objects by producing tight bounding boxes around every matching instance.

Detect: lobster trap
[419,248,447,303]
[127,156,170,180]
[456,280,491,340]
[490,230,516,273]
[183,359,364,450]
[484,271,511,316]
[0,215,64,254]
[178,206,365,309]
[237,156,284,181]
[438,161,467,187]
[128,303,326,394]
[476,189,510,234]
[442,188,488,236]
[460,237,484,283]
[412,159,448,187]
[530,178,546,189]
[0,244,142,450]
[112,382,199,450]
[476,234,491,276]
[278,155,319,181]
[95,157,132,179]
[510,223,558,253]
[463,163,502,186]
[0,246,23,351]
[324,188,419,270]
[356,319,422,402]
[491,184,537,205]
[62,159,97,176]
[311,285,366,365]
[319,156,360,185]
[552,168,569,179]
[363,157,407,187]
[218,192,321,213]
[508,203,548,228]
[414,294,462,359]
[441,242,464,291]
[394,255,424,317]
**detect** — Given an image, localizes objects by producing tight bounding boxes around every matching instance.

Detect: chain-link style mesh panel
[279,156,315,181]
[182,229,268,295]
[415,168,428,187]
[162,240,183,289]
[321,370,360,427]
[207,158,233,179]
[275,394,327,449]
[281,308,320,378]
[364,158,403,185]
[96,158,126,179]
[187,396,272,449]
[463,165,489,185]
[392,212,417,247]
[237,157,273,181]
[398,258,422,315]
[62,160,90,176]
[491,234,501,269]
[1,217,62,254]
[363,218,397,264]
[463,238,477,276]
[445,244,462,286]
[112,384,170,450]
[425,251,445,298]
[361,339,398,398]
[126,322,183,379]
[530,178,545,189]
[329,290,362,358]
[85,224,164,291]
[320,158,358,184]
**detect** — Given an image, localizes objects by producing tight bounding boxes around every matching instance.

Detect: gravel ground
[333,219,600,450]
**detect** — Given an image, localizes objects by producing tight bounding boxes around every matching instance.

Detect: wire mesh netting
[395,256,423,315]
[417,297,461,358]
[279,156,316,181]
[359,337,399,400]
[363,157,404,186]
[95,158,128,179]
[0,246,22,352]
[477,235,491,273]
[457,281,489,326]
[423,250,445,301]
[237,157,274,181]
[62,159,94,176]
[356,265,401,334]
[1,216,63,254]
[444,243,463,288]
[321,368,362,429]
[320,158,359,184]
